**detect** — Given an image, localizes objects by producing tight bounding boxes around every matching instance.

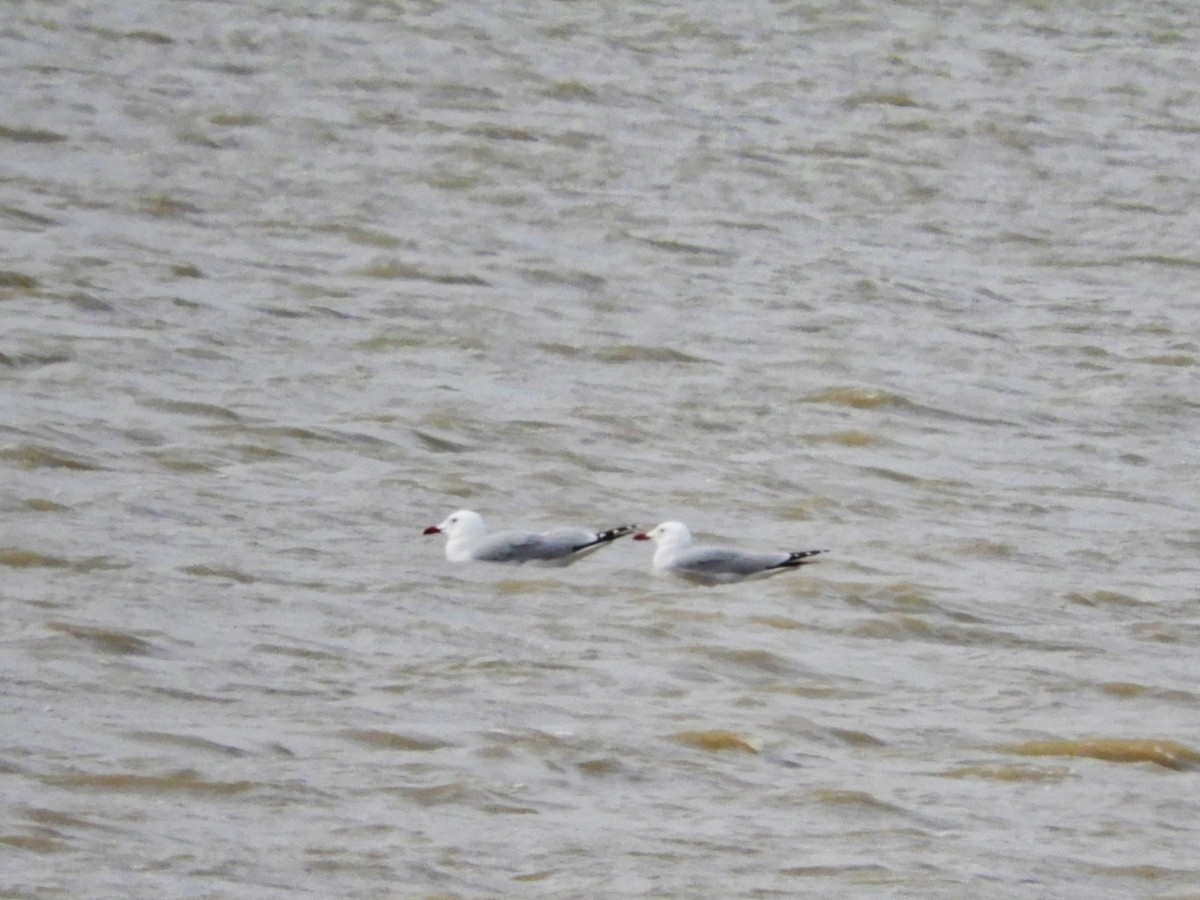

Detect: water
[3,1,1199,897]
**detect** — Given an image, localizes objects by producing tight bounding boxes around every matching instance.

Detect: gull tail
[769,549,826,570]
[572,524,638,552]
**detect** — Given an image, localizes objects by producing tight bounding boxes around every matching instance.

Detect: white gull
[423,509,637,566]
[633,521,825,585]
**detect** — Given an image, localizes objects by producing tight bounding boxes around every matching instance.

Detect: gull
[423,509,637,566]
[633,521,825,585]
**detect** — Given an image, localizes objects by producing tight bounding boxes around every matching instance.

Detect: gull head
[423,509,486,538]
[633,521,693,548]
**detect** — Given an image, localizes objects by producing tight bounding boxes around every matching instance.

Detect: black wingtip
[597,524,638,543]
[570,524,638,554]
[774,549,827,569]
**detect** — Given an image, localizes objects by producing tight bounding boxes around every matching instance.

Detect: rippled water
[4,1,1200,897]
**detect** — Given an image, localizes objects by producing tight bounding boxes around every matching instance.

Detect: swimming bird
[423,510,637,566]
[633,521,825,585]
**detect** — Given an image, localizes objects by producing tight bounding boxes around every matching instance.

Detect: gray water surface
[3,2,1199,897]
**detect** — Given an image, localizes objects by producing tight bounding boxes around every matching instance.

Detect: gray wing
[539,528,598,550]
[470,530,556,562]
[672,547,791,576]
[544,524,637,553]
[474,525,637,564]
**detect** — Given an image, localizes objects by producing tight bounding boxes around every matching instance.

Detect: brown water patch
[495,579,564,595]
[958,539,1015,558]
[140,398,241,421]
[396,781,471,806]
[692,646,799,675]
[940,764,1070,782]
[1138,354,1194,366]
[47,622,156,656]
[0,446,100,470]
[209,112,265,128]
[805,387,897,409]
[544,79,600,102]
[0,269,40,288]
[106,28,175,44]
[2,552,123,573]
[1066,590,1146,607]
[1121,254,1200,270]
[537,341,585,360]
[466,123,538,142]
[1090,864,1198,882]
[1097,682,1197,703]
[151,686,238,705]
[592,344,711,365]
[0,126,66,144]
[843,91,919,109]
[225,443,291,462]
[23,808,100,830]
[125,731,247,757]
[828,728,887,748]
[1128,621,1200,643]
[635,236,732,258]
[412,429,474,453]
[64,291,113,312]
[0,350,72,368]
[811,788,908,815]
[150,452,218,474]
[750,615,806,630]
[354,260,489,286]
[22,498,72,512]
[576,757,621,776]
[669,730,758,753]
[513,869,558,883]
[780,863,891,878]
[0,205,58,227]
[316,223,410,249]
[0,834,67,853]
[850,614,1070,651]
[657,609,726,627]
[522,267,607,292]
[141,195,203,218]
[340,729,454,751]
[48,769,256,795]
[0,549,72,569]
[823,430,875,446]
[885,583,937,610]
[180,564,257,584]
[1000,738,1200,771]
[1099,682,1148,698]
[481,803,538,815]
[253,643,342,662]
[843,582,940,613]
[423,171,479,191]
[766,684,867,700]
